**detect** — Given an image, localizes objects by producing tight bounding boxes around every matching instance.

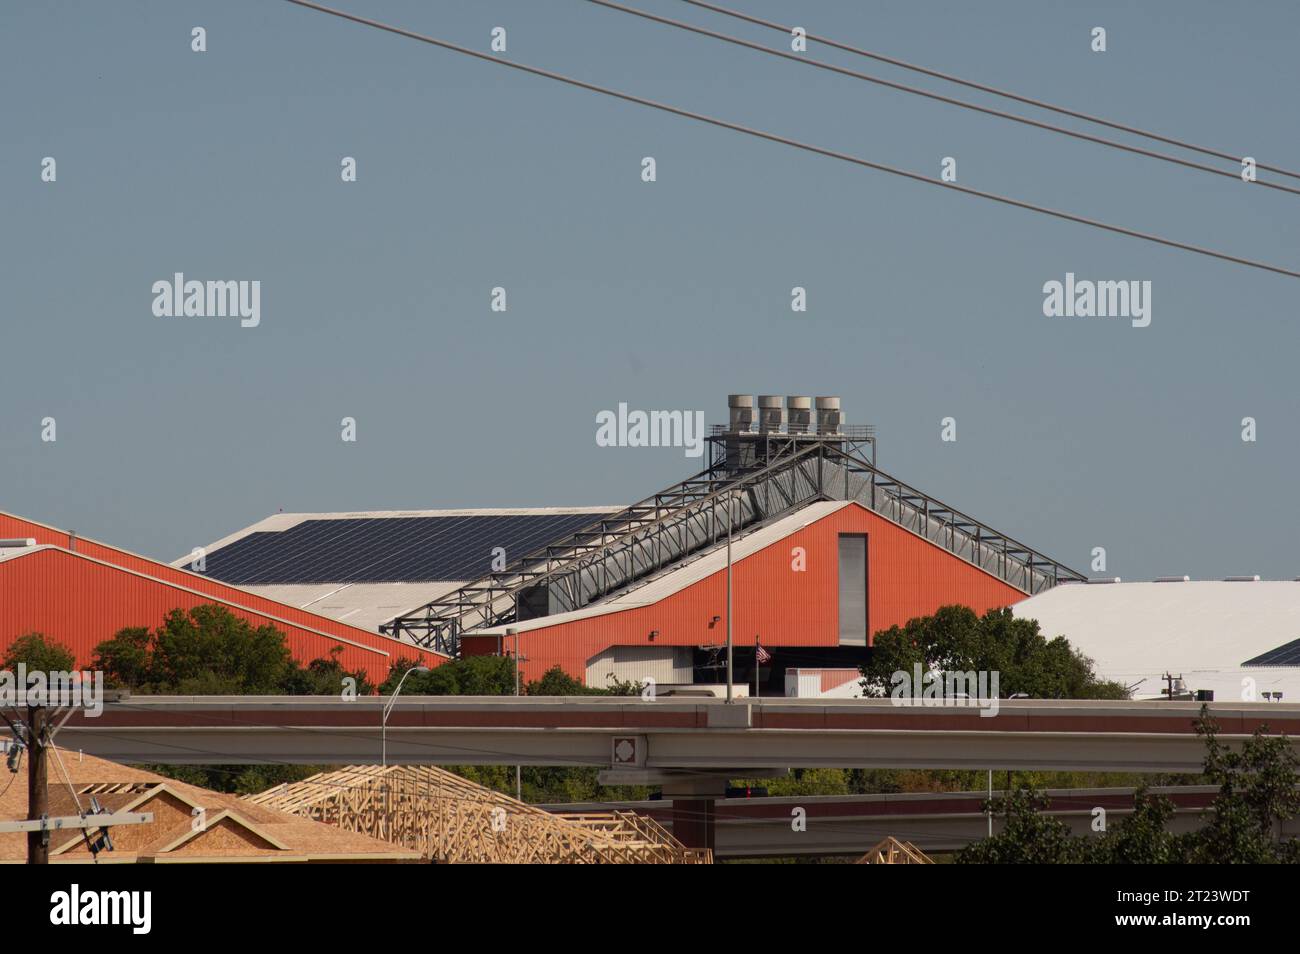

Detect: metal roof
[1012,580,1300,699]
[477,501,852,634]
[177,507,619,585]
[237,580,464,632]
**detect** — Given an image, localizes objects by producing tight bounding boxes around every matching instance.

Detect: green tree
[380,658,626,698]
[149,762,325,796]
[283,647,375,696]
[91,626,152,687]
[1089,787,1179,864]
[92,605,371,695]
[861,605,1129,700]
[732,768,852,797]
[602,674,647,696]
[448,763,652,803]
[526,665,609,696]
[1172,709,1300,863]
[1,632,76,672]
[954,788,1085,864]
[378,654,516,696]
[956,707,1300,863]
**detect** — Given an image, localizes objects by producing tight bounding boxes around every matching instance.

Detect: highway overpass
[54,696,1300,773]
[543,786,1254,858]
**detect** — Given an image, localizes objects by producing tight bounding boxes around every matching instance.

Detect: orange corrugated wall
[0,512,447,684]
[463,502,1026,684]
[0,548,402,686]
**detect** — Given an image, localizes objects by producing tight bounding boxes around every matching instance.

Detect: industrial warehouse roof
[477,501,854,634]
[174,507,618,633]
[176,507,618,582]
[1013,580,1300,700]
[0,753,419,863]
[225,581,465,633]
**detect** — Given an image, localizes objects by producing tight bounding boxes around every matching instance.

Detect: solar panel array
[187,513,610,585]
[1242,637,1300,667]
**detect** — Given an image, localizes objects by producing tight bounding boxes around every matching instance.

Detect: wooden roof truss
[247,765,711,864]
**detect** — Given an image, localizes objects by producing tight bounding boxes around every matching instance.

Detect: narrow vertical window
[838,534,867,646]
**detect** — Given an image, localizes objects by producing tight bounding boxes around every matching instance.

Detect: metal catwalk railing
[382,435,1085,653]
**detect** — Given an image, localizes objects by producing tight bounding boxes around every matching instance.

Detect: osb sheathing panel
[170,817,278,855]
[1,752,419,863]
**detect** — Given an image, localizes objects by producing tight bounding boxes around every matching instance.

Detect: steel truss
[382,430,1085,653]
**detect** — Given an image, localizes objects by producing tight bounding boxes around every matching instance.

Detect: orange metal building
[461,501,1027,686]
[0,511,447,686]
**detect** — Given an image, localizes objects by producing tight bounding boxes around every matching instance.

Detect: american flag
[755,640,771,664]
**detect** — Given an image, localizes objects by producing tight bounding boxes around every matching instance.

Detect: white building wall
[585,646,693,689]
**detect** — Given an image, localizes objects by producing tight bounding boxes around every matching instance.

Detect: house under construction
[247,764,711,864]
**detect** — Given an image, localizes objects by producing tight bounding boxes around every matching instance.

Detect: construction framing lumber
[248,765,710,864]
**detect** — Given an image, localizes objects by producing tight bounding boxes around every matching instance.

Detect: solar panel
[187,513,609,584]
[1242,637,1300,667]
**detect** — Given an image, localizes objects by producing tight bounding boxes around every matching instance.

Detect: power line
[679,0,1300,183]
[583,0,1300,198]
[282,0,1300,280]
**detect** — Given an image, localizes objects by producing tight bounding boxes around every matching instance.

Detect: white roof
[0,544,45,563]
[1013,580,1300,699]
[479,501,853,634]
[239,581,464,633]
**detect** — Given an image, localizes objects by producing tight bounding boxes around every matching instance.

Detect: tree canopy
[91,604,372,695]
[1,632,76,673]
[956,708,1300,864]
[378,654,516,696]
[861,605,1129,699]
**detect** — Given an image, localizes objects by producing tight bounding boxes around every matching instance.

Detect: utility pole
[4,694,151,863]
[26,703,48,865]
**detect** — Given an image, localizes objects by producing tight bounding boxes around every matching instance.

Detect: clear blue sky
[2,1,1297,581]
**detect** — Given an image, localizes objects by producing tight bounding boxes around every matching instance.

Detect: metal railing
[382,433,1084,654]
[709,423,875,439]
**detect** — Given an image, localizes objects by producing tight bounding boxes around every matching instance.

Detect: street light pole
[508,627,522,800]
[382,664,430,768]
[987,769,993,837]
[725,491,733,703]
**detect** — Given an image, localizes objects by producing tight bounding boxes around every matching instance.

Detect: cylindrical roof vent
[786,396,812,435]
[815,396,842,435]
[757,395,785,433]
[727,394,755,433]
